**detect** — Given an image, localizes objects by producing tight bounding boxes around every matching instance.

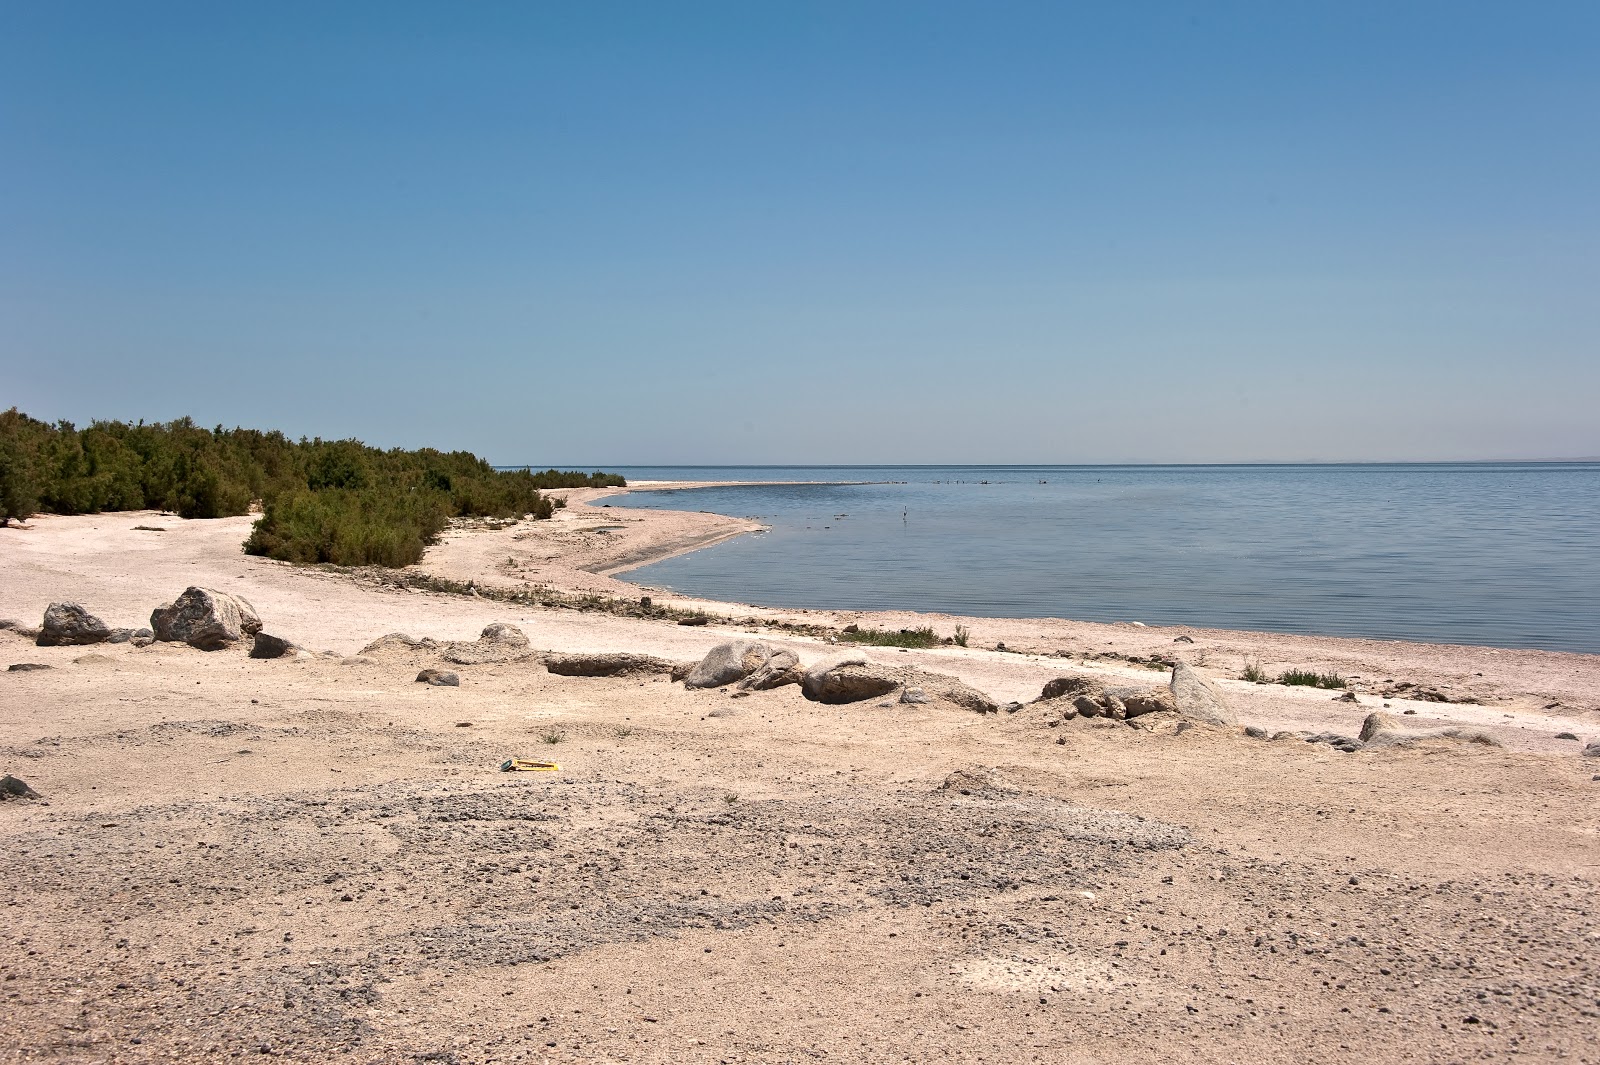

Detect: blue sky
[3,2,1597,463]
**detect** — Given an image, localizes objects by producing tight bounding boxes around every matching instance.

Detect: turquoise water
[560,464,1599,653]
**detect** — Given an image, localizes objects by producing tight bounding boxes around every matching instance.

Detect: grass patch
[1241,658,1270,684]
[1277,669,1348,689]
[953,624,970,648]
[840,625,941,649]
[540,729,567,745]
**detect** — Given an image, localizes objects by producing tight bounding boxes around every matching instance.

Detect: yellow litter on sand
[500,758,560,773]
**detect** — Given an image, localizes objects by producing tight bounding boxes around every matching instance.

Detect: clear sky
[3,2,1597,464]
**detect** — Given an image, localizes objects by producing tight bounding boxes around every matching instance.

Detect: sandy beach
[2,488,1597,1063]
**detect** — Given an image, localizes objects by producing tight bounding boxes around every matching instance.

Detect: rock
[900,687,929,705]
[800,654,892,704]
[640,596,652,609]
[1073,693,1124,719]
[0,775,41,800]
[359,633,441,657]
[1364,727,1503,750]
[442,623,534,665]
[1244,725,1269,738]
[130,633,155,648]
[1169,662,1236,726]
[150,587,262,651]
[1359,711,1400,742]
[107,628,133,644]
[546,652,678,678]
[8,662,52,672]
[1125,710,1187,735]
[1333,690,1359,703]
[738,649,802,691]
[677,615,710,627]
[1580,741,1600,759]
[0,619,24,631]
[995,642,1007,652]
[1173,635,1194,644]
[685,640,776,689]
[800,655,998,712]
[938,767,1018,798]
[1036,675,1102,702]
[249,632,300,660]
[670,660,695,682]
[1554,732,1577,740]
[1104,685,1178,719]
[416,669,460,686]
[36,602,112,646]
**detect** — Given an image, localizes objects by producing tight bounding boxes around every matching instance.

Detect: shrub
[1277,669,1348,689]
[0,407,624,566]
[840,625,941,649]
[953,624,970,647]
[1241,658,1270,683]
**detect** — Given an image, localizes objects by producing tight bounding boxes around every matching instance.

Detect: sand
[2,491,1597,1063]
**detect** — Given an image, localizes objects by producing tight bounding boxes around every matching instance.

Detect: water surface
[571,464,1598,653]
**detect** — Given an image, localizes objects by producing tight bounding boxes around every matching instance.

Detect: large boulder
[800,655,901,704]
[150,587,261,651]
[1169,662,1236,726]
[442,623,534,665]
[800,654,998,713]
[36,602,112,647]
[684,640,776,689]
[545,652,680,678]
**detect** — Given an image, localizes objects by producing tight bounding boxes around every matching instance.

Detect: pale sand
[1,493,1597,1063]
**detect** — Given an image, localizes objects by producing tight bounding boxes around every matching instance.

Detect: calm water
[553,464,1599,653]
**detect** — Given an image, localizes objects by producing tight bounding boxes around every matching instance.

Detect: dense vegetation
[0,408,624,566]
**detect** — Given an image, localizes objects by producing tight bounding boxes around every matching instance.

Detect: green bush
[1277,669,1348,689]
[0,407,623,565]
[840,625,941,649]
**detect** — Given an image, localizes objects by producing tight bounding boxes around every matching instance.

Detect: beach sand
[2,490,1597,1063]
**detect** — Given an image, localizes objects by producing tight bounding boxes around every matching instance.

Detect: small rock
[900,687,929,705]
[1333,690,1359,703]
[1173,635,1194,644]
[416,669,460,687]
[249,632,300,660]
[0,775,41,800]
[1554,732,1577,740]
[8,663,52,672]
[1359,711,1400,743]
[995,642,1007,652]
[1582,741,1600,759]
[677,615,710,627]
[37,602,113,646]
[640,596,652,609]
[106,628,133,644]
[1244,725,1268,739]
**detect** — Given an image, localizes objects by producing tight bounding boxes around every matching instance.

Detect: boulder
[739,649,803,692]
[1169,662,1236,726]
[685,640,775,689]
[800,654,999,712]
[1358,711,1400,743]
[1104,685,1178,719]
[150,587,262,651]
[36,602,112,647]
[800,655,902,705]
[250,632,300,660]
[416,669,460,687]
[1363,726,1502,750]
[442,623,534,665]
[1037,674,1101,702]
[546,652,678,678]
[0,775,41,800]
